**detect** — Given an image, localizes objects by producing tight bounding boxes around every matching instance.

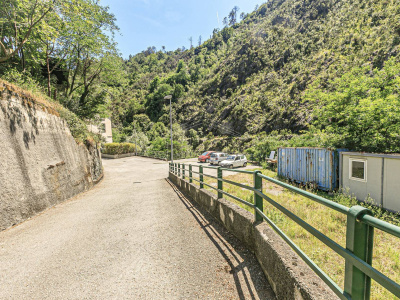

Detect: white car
[219,154,247,169]
[210,152,228,165]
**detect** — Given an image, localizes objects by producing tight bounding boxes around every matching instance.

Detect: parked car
[198,151,215,163]
[210,152,228,165]
[220,154,248,168]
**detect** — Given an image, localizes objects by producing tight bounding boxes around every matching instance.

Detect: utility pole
[133,122,137,156]
[164,95,173,163]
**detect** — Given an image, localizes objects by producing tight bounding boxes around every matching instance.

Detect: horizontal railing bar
[179,169,400,239]
[220,189,255,207]
[190,177,202,184]
[258,191,346,255]
[195,177,254,208]
[181,173,254,207]
[186,164,255,174]
[201,165,219,169]
[361,214,400,238]
[257,191,400,296]
[255,207,349,300]
[201,181,220,192]
[222,178,255,192]
[220,168,255,174]
[202,173,219,180]
[258,173,350,215]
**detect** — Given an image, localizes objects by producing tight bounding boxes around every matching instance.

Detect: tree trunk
[46,53,51,98]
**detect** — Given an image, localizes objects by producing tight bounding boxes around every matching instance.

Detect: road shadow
[166,178,276,300]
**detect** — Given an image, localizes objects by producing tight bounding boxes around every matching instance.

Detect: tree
[229,6,239,26]
[306,58,400,152]
[222,17,228,27]
[0,0,56,63]
[188,36,193,49]
[147,122,168,141]
[60,0,119,118]
[187,129,200,149]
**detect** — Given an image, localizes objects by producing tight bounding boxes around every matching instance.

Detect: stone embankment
[0,81,103,231]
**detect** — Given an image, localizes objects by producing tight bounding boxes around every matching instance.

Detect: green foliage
[187,129,200,149]
[245,131,334,162]
[102,143,140,155]
[58,106,100,144]
[147,122,168,141]
[306,58,400,153]
[1,0,119,120]
[117,0,400,154]
[145,84,173,121]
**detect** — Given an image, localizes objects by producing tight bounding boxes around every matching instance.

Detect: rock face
[0,83,103,231]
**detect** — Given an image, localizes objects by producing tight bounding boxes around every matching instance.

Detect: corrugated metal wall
[278,148,341,191]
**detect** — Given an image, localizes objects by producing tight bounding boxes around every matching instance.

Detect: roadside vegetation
[200,168,400,299]
[2,0,400,158]
[102,143,140,155]
[110,0,400,157]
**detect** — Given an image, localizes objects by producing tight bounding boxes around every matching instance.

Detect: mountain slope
[117,0,400,146]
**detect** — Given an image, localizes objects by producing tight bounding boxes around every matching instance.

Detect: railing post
[174,163,177,174]
[182,164,185,180]
[217,167,223,199]
[199,165,204,189]
[344,206,374,300]
[189,165,192,183]
[178,163,181,177]
[254,171,263,222]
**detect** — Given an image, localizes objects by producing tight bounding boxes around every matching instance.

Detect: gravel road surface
[0,156,275,299]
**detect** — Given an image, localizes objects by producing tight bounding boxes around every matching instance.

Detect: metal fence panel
[278,147,341,191]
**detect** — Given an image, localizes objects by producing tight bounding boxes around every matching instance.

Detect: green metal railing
[169,162,400,300]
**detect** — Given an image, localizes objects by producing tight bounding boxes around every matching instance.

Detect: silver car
[210,152,227,165]
[220,154,248,168]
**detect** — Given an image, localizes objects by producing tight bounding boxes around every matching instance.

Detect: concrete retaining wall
[0,82,103,231]
[169,172,338,300]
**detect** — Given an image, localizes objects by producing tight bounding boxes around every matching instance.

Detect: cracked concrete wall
[0,85,103,231]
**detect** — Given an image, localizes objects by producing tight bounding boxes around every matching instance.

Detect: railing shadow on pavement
[166,178,275,300]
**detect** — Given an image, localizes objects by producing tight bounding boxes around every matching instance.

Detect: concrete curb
[101,153,136,159]
[169,172,339,300]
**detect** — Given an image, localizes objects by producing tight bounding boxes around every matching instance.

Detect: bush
[102,143,140,155]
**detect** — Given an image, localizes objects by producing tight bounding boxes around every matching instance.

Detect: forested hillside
[113,0,400,157]
[2,0,400,160]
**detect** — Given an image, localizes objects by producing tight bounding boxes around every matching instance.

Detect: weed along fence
[169,163,400,300]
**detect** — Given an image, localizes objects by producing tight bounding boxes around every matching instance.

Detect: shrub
[102,143,140,155]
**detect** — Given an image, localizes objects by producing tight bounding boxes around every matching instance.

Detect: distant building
[87,118,113,143]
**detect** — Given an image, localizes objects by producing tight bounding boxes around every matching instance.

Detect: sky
[100,0,264,58]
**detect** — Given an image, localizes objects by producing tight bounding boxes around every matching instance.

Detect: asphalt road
[0,156,275,299]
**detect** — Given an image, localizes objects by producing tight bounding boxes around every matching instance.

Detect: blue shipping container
[277,147,343,191]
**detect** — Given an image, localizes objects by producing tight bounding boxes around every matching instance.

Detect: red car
[198,151,215,163]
